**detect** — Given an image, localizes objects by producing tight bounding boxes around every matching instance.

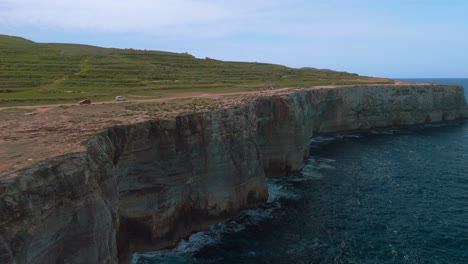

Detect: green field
[0,35,393,106]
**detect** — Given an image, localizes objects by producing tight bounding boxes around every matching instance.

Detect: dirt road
[4,81,430,176]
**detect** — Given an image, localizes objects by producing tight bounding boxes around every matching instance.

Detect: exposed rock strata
[0,85,467,263]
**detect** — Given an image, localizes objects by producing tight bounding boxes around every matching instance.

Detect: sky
[1,0,467,78]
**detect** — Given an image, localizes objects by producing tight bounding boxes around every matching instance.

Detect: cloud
[4,0,466,43]
[0,1,295,35]
[1,0,467,77]
[0,0,405,39]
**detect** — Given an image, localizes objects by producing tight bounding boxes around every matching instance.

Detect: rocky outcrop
[110,108,267,259]
[0,84,467,263]
[257,85,467,176]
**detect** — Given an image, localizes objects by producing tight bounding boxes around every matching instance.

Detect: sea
[133,79,468,264]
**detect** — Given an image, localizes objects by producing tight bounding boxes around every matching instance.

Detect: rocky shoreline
[1,84,467,263]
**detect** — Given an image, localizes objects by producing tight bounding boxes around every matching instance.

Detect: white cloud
[1,0,467,77]
[0,0,400,38]
[2,0,466,41]
[0,0,294,34]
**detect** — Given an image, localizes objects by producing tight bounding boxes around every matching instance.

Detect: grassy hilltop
[0,35,393,106]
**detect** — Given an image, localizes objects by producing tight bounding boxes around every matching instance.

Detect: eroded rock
[0,85,467,263]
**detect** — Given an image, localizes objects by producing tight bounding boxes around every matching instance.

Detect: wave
[132,180,293,264]
[133,137,348,264]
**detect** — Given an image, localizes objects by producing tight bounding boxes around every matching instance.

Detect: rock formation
[1,84,467,263]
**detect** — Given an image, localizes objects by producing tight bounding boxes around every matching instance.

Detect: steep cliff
[0,84,467,263]
[110,108,267,258]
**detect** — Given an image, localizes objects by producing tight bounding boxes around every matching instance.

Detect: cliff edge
[1,84,467,263]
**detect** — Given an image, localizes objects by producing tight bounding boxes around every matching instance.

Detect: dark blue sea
[133,79,468,264]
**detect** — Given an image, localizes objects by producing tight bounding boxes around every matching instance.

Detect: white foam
[242,204,279,224]
[309,136,336,144]
[370,129,396,135]
[132,224,235,263]
[310,133,363,145]
[343,134,362,139]
[175,228,220,253]
[133,140,346,263]
[298,163,325,180]
[425,123,445,128]
[316,163,336,170]
[318,158,336,163]
[132,196,283,263]
[267,180,301,202]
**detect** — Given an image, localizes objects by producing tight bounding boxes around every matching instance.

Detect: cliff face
[310,85,467,133]
[0,149,119,263]
[1,85,467,263]
[257,85,467,175]
[110,107,267,256]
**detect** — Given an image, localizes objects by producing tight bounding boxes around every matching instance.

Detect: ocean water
[133,79,468,264]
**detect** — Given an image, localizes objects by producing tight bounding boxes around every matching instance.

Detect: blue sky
[1,0,467,78]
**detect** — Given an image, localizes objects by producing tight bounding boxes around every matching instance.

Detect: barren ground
[1,82,424,177]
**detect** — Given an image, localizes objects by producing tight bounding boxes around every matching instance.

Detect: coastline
[0,82,452,176]
[1,83,467,263]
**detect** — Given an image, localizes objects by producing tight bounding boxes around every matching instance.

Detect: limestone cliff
[0,84,467,263]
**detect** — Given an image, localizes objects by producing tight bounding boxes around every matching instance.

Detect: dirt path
[2,82,425,111]
[3,82,429,176]
[0,87,299,176]
[0,87,295,111]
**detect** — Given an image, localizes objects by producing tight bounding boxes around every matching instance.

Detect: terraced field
[0,35,393,106]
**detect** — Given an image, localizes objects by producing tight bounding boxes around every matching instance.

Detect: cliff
[1,84,467,263]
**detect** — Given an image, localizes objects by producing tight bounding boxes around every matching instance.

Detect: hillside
[0,35,393,106]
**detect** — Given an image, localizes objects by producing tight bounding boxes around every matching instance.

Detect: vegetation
[0,35,393,106]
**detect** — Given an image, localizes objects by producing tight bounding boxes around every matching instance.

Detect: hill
[0,35,393,106]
